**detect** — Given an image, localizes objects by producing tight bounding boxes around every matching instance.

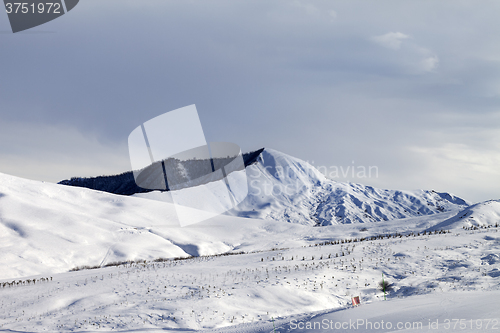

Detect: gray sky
[1,0,499,203]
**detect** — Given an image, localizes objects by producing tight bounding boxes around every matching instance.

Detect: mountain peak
[225,148,470,225]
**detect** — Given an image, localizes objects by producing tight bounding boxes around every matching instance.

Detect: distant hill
[426,199,500,231]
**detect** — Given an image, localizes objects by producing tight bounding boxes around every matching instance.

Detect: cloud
[0,121,130,183]
[291,0,320,15]
[370,32,439,73]
[371,32,410,50]
[408,141,500,203]
[420,54,439,72]
[1,0,499,203]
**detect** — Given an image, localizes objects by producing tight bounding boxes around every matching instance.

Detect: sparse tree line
[462,223,499,231]
[1,276,52,289]
[69,251,249,272]
[309,229,451,248]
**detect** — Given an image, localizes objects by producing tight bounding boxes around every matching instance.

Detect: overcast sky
[1,0,499,203]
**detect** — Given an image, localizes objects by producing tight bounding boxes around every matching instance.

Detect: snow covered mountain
[0,148,475,280]
[224,148,470,225]
[111,148,469,225]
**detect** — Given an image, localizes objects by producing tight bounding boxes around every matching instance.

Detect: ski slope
[278,290,500,333]
[1,218,499,332]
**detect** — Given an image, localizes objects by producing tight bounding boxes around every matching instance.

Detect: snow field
[1,224,499,331]
[278,290,500,333]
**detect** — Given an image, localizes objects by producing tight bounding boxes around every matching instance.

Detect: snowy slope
[0,171,436,280]
[0,169,465,281]
[313,183,469,226]
[223,148,470,225]
[224,149,327,224]
[277,291,500,333]
[0,171,279,279]
[1,220,499,332]
[427,199,500,231]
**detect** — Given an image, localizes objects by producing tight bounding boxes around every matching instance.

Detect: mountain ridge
[222,148,470,225]
[59,147,471,226]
